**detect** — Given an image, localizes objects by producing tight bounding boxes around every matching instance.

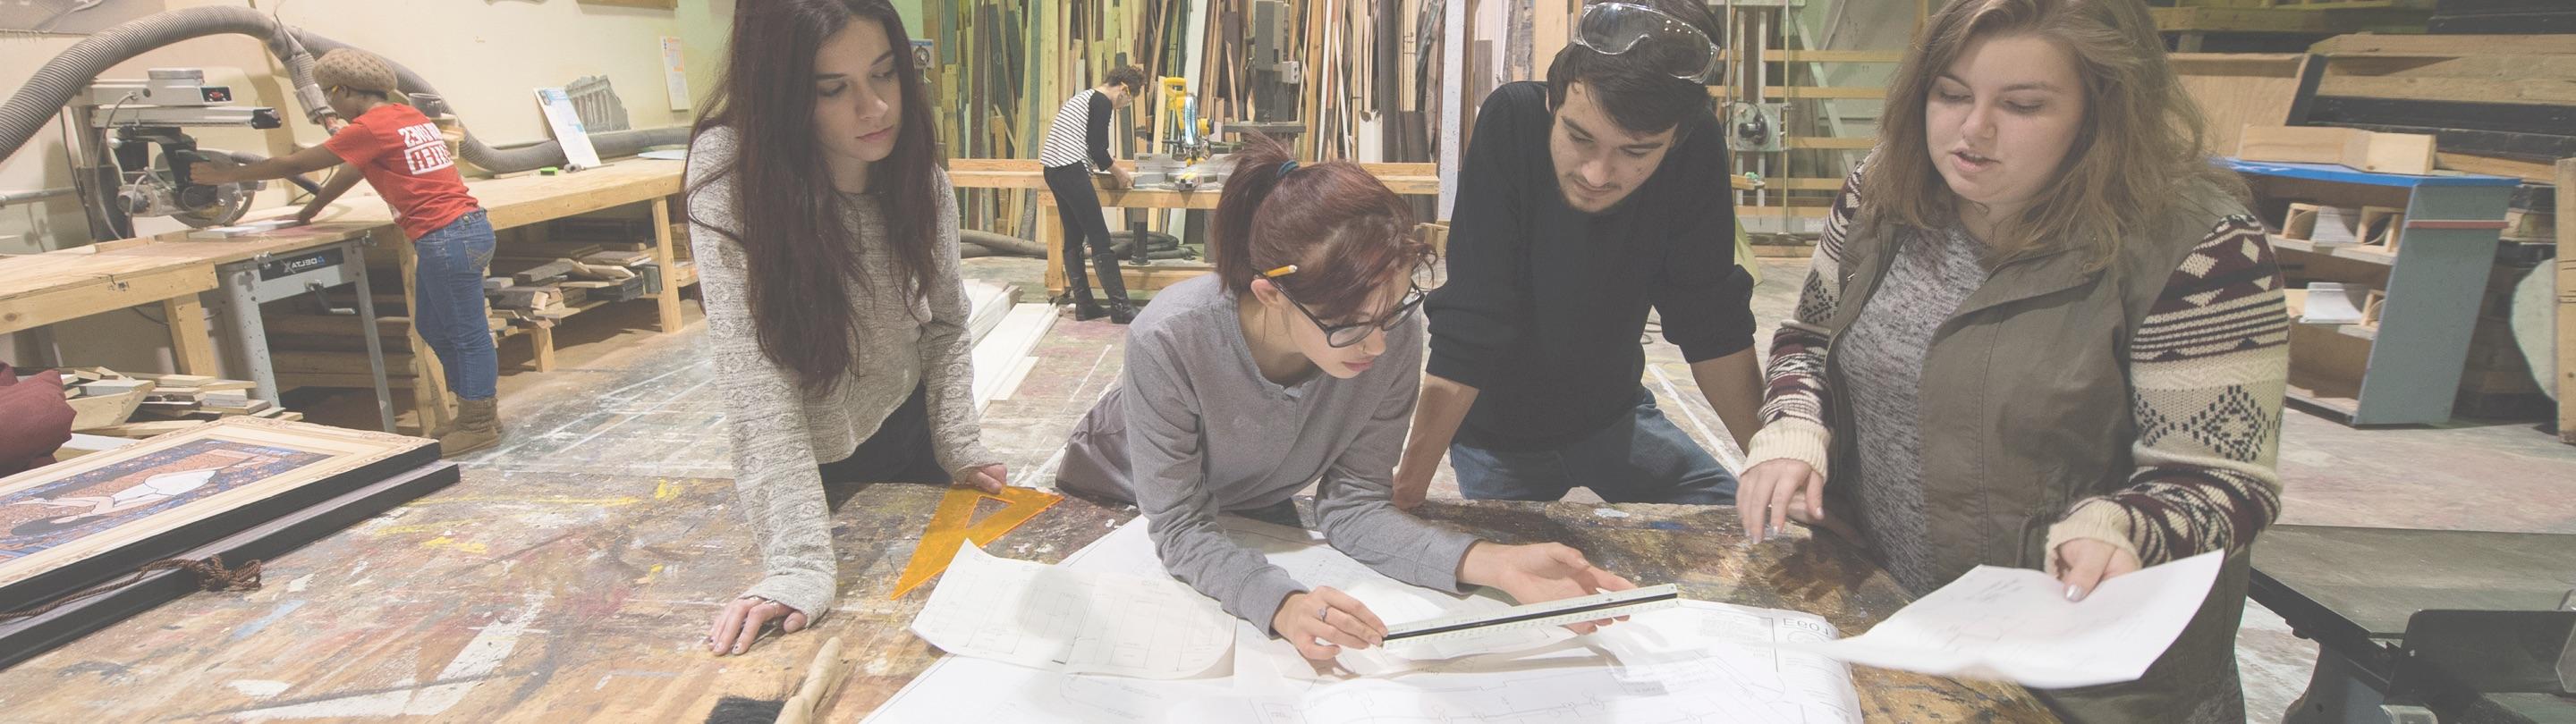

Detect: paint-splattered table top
[0,478,2053,722]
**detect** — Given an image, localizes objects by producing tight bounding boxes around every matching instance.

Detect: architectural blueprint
[870,518,1863,724]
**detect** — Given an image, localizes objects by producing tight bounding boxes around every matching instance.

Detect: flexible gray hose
[288,31,688,173]
[959,229,1047,257]
[0,5,686,177]
[0,6,323,163]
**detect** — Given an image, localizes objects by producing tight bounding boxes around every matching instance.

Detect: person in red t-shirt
[193,48,502,457]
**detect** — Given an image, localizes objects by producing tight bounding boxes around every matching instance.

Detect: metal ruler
[1383,584,1684,643]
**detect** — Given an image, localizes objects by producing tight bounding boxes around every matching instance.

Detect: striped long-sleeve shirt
[1038,89,1114,172]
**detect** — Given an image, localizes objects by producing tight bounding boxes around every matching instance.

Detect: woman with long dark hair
[684,0,1005,655]
[1055,138,1639,662]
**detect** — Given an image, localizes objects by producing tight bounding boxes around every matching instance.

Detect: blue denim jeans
[411,210,497,401]
[1450,388,1739,505]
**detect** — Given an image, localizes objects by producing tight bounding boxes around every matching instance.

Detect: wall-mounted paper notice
[661,37,691,112]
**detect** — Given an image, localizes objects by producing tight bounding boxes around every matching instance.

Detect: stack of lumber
[2301,33,2576,181]
[53,368,299,438]
[487,241,655,325]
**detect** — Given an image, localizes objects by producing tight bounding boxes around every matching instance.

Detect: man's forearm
[1690,349,1764,450]
[1402,374,1480,472]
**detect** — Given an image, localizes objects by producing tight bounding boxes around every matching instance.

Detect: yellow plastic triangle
[888,485,1063,599]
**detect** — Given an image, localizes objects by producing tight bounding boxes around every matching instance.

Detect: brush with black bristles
[703,636,846,724]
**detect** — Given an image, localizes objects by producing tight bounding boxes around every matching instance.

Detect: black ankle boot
[1107,301,1138,324]
[1073,302,1111,321]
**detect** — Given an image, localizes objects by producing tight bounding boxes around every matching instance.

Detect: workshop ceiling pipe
[0,6,327,164]
[284,32,689,173]
[0,5,688,177]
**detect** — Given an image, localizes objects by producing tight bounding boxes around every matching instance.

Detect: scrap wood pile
[54,368,298,439]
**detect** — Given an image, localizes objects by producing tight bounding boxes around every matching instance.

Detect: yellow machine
[1159,77,1211,164]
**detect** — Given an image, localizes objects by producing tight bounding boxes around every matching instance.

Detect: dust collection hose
[0,5,685,177]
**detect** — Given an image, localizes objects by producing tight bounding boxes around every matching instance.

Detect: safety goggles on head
[1570,2,1723,84]
[1260,257,1447,348]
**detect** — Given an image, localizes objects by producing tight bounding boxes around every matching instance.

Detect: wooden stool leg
[530,324,556,373]
[653,197,684,333]
[394,232,453,436]
[164,294,220,375]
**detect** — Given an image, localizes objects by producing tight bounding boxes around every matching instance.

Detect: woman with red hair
[1055,137,1640,663]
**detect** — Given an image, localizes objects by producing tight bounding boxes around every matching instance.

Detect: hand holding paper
[1788,551,2225,689]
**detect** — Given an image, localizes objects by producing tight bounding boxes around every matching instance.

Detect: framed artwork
[0,461,460,669]
[0,417,435,614]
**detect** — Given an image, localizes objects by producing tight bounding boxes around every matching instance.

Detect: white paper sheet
[871,518,1866,724]
[1163,602,1861,724]
[1789,550,2225,689]
[909,540,1235,678]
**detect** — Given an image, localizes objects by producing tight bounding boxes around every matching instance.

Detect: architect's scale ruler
[1383,584,1684,643]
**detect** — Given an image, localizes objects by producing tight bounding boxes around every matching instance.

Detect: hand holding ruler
[1383,584,1683,643]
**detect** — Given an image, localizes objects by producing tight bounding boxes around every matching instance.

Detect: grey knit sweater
[1836,225,1990,594]
[685,126,996,619]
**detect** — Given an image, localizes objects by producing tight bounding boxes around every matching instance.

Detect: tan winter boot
[438,398,501,458]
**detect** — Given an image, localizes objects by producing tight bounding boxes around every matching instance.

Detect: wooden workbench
[0,159,691,435]
[951,158,1789,298]
[273,158,691,434]
[0,222,381,376]
[0,476,2054,722]
[946,158,1441,298]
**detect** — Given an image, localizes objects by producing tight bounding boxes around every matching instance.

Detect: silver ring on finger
[1318,604,1331,622]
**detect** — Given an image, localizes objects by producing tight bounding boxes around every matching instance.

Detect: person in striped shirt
[1039,66,1148,324]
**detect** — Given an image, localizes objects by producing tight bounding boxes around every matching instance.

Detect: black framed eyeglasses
[1260,257,1445,348]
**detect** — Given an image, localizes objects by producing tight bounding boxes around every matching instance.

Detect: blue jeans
[1451,389,1739,504]
[411,210,497,401]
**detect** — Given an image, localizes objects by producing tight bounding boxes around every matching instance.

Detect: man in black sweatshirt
[1395,0,1758,508]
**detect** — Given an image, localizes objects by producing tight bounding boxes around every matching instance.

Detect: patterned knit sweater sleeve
[919,170,999,475]
[2046,216,2290,568]
[1741,161,1868,476]
[684,126,839,619]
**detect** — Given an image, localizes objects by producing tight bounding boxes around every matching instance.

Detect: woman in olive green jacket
[1737,0,2289,720]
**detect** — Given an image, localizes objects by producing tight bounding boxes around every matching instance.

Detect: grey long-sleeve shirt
[685,125,996,619]
[1055,274,1481,632]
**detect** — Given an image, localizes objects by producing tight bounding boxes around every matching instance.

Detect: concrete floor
[293,254,2576,723]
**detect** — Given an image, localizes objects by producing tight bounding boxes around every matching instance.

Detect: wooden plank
[2173,53,2310,156]
[2153,6,2430,33]
[2317,74,2576,106]
[2309,33,2576,58]
[651,198,684,333]
[1788,137,1879,150]
[161,294,221,375]
[0,265,216,335]
[391,231,450,437]
[1736,205,1835,219]
[2557,157,2574,445]
[2238,125,2438,174]
[1724,49,1906,63]
[969,304,1056,409]
[528,324,558,374]
[1709,86,1889,100]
